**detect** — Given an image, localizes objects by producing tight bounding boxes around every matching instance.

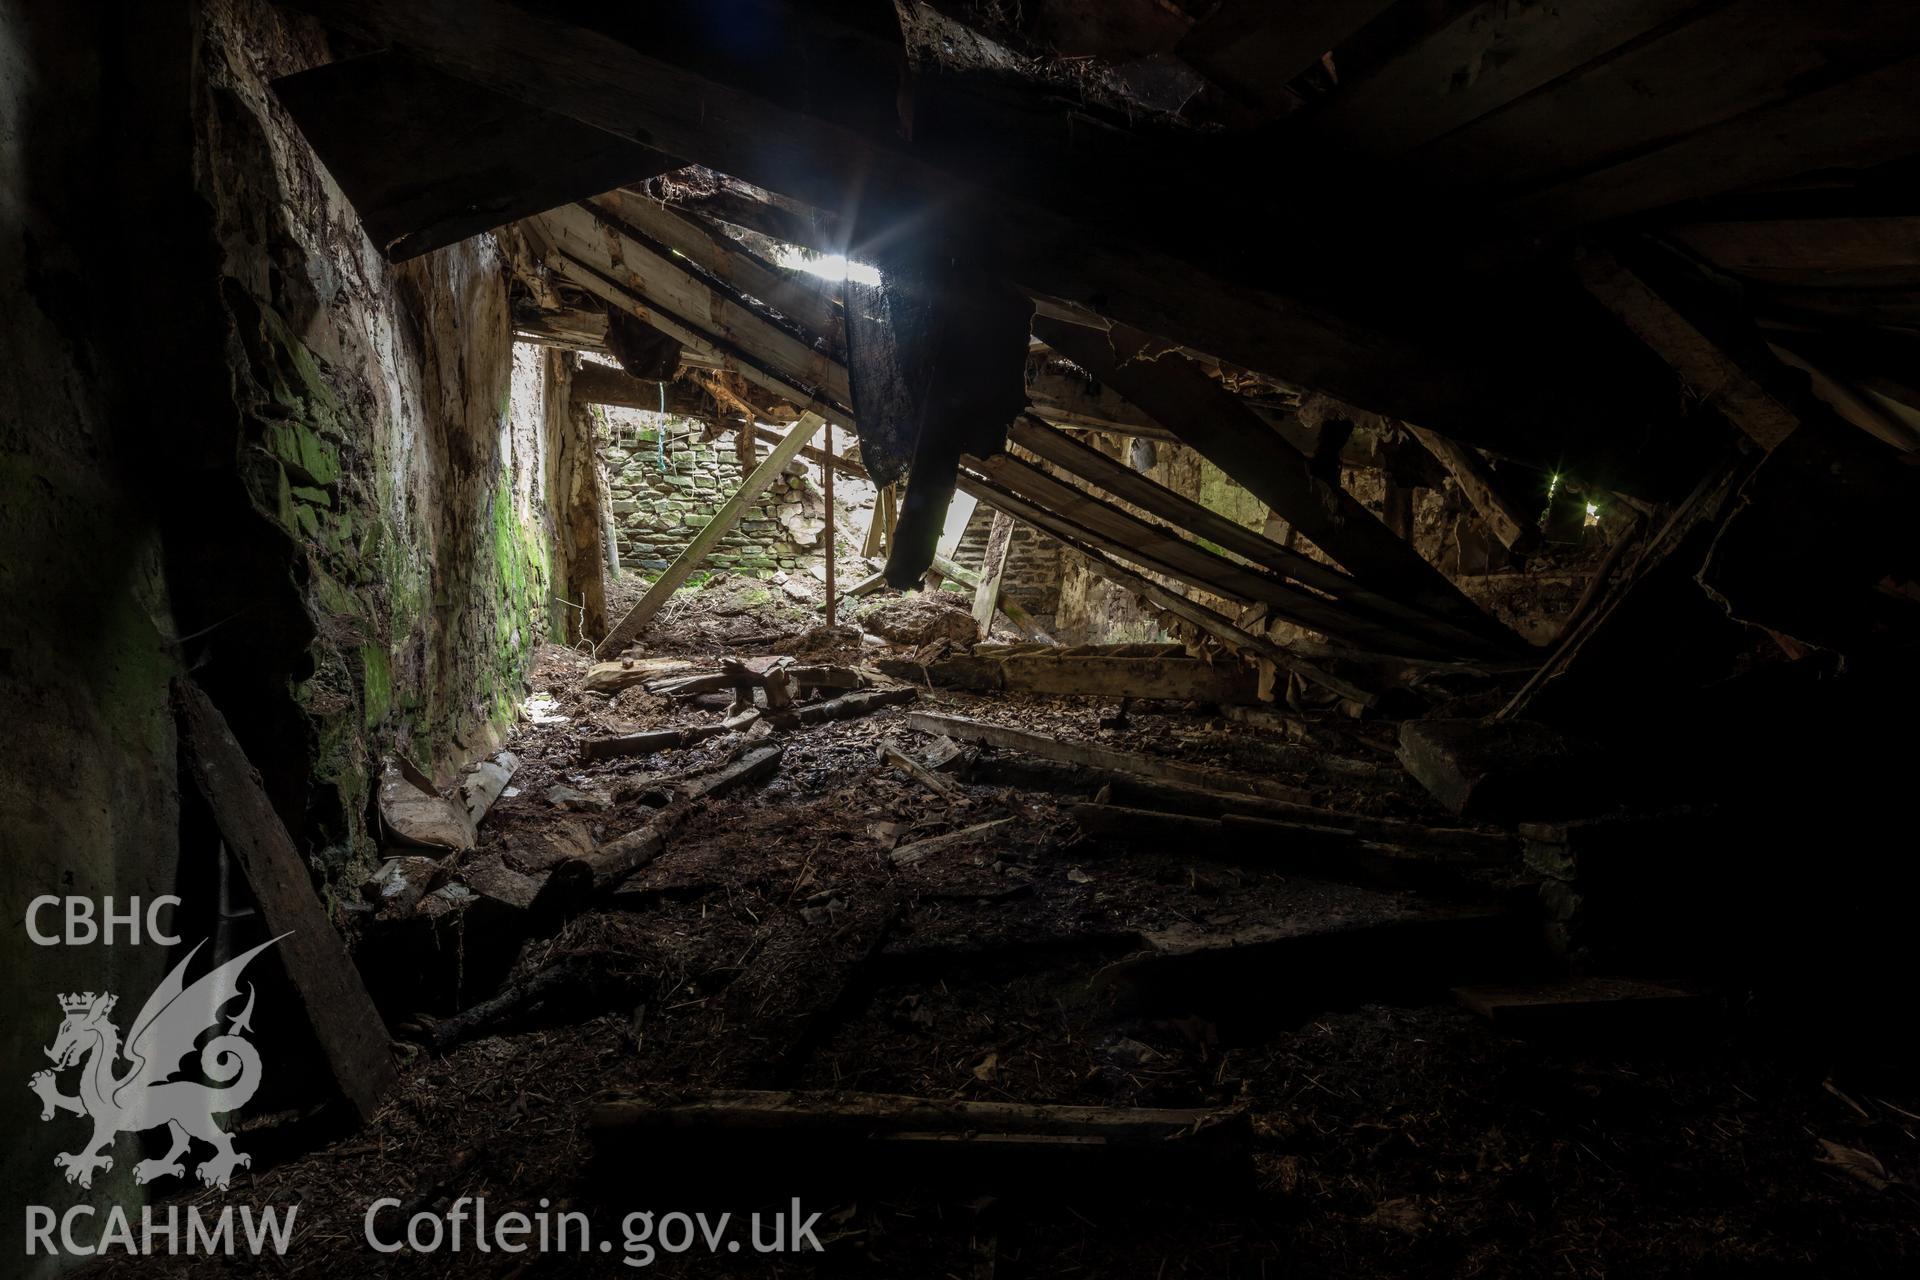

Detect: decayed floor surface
[108,582,1919,1277]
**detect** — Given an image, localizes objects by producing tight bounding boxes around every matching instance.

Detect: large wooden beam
[600,412,825,652]
[174,680,397,1123]
[271,50,674,260]
[1576,251,1802,450]
[1033,316,1520,652]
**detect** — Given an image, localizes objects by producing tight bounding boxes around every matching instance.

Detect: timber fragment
[588,1089,1252,1193]
[889,818,1014,867]
[175,678,398,1122]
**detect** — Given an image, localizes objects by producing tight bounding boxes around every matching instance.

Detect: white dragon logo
[29,934,287,1191]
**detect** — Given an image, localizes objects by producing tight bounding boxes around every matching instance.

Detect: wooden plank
[1504,51,1920,235]
[971,510,1015,642]
[1032,317,1521,653]
[1305,0,1707,156]
[907,711,1309,803]
[1576,250,1801,449]
[1406,1,1919,198]
[535,203,852,409]
[973,451,1455,657]
[1405,425,1540,553]
[591,188,842,346]
[956,472,1378,704]
[601,413,824,651]
[173,679,397,1123]
[271,50,674,260]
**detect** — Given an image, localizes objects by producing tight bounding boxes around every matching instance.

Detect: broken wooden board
[588,1089,1252,1193]
[877,651,1260,705]
[1452,978,1716,1039]
[377,762,475,854]
[908,711,1310,804]
[174,678,398,1122]
[580,656,698,695]
[889,818,1014,867]
[956,472,1377,705]
[459,751,518,828]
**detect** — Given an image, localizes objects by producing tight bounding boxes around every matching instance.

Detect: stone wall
[953,506,1066,636]
[195,0,554,876]
[2,2,194,1251]
[601,409,828,575]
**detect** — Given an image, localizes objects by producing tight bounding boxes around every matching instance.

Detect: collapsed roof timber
[5,0,1919,1274]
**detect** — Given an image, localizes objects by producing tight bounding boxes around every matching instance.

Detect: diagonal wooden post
[600,412,826,653]
[971,510,1015,642]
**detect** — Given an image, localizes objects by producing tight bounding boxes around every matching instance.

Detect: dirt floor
[107,580,1920,1277]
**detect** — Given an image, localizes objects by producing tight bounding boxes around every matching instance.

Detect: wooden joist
[1577,251,1803,449]
[971,510,1015,642]
[1005,418,1489,653]
[600,412,824,652]
[957,471,1378,704]
[971,449,1461,659]
[954,750,1516,862]
[1304,0,1702,157]
[1031,316,1520,653]
[1068,804,1470,892]
[907,711,1309,804]
[174,679,397,1122]
[588,1089,1252,1191]
[282,0,1656,465]
[533,203,852,412]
